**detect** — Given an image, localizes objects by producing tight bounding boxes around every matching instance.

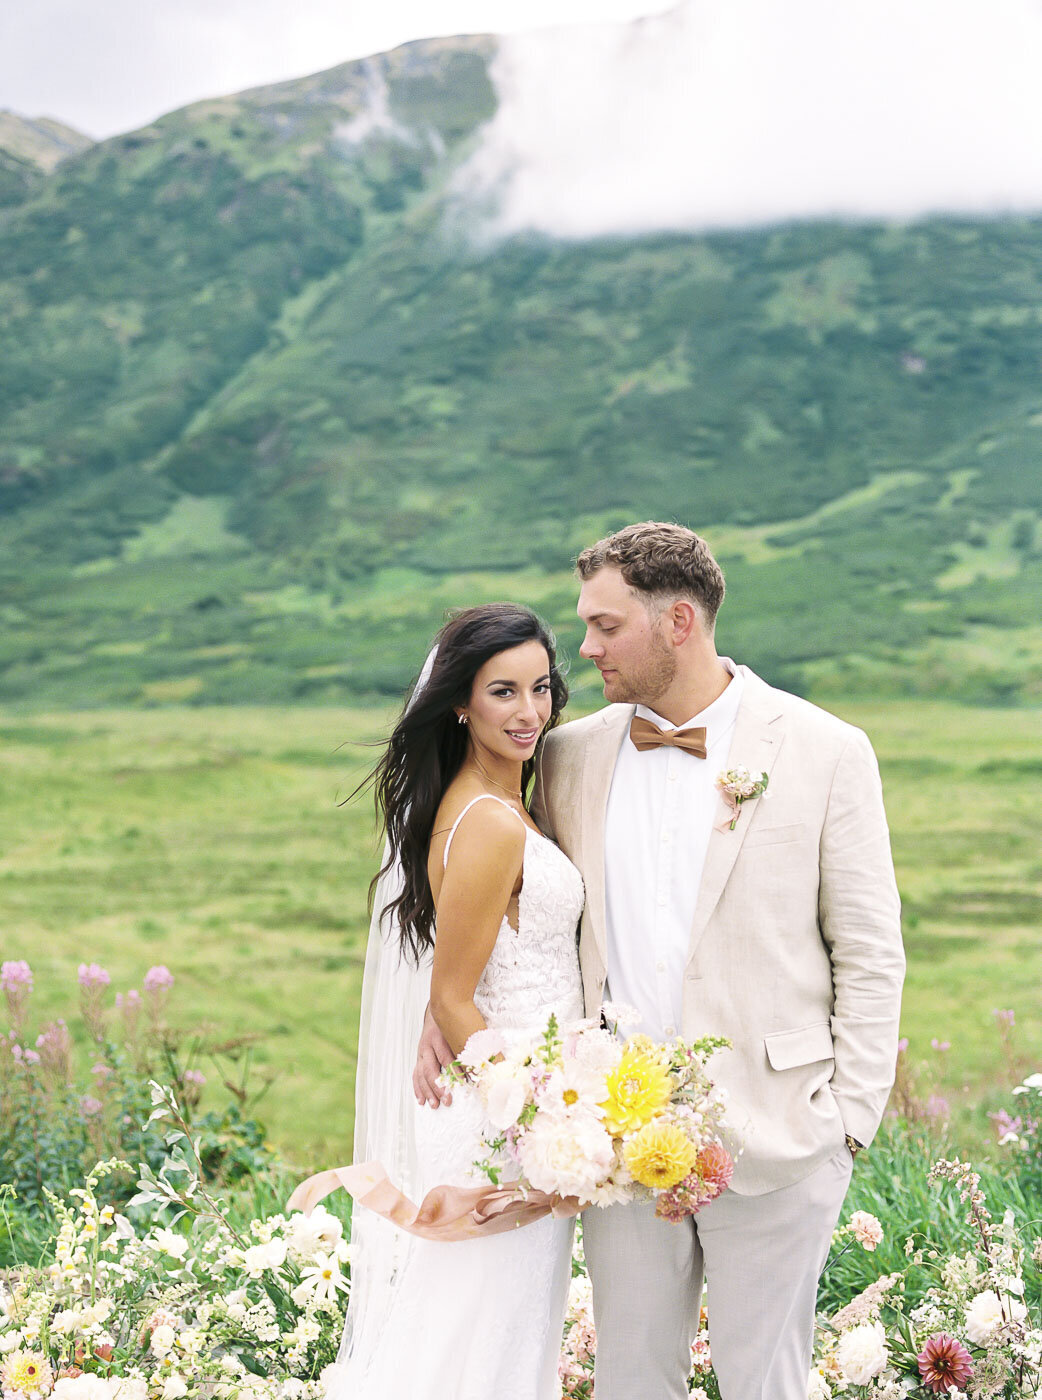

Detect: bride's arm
[428,805,526,1056]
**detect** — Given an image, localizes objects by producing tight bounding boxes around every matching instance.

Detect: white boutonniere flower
[716,766,770,831]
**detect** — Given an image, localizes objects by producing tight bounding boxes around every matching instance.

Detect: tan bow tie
[629,715,708,759]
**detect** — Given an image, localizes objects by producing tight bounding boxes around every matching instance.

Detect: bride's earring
[458,713,468,725]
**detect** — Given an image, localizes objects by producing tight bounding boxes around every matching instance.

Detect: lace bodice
[440,795,586,1031]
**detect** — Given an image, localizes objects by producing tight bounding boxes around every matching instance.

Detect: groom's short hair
[575,521,726,627]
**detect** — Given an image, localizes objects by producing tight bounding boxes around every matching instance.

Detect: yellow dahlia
[1,1349,54,1396]
[600,1048,672,1136]
[624,1121,698,1189]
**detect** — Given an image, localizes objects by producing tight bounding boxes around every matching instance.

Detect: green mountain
[0,111,94,207]
[1,37,1041,710]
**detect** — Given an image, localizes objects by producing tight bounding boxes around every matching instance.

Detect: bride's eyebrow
[485,673,552,688]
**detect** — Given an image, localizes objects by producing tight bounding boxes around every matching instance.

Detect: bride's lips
[506,728,540,748]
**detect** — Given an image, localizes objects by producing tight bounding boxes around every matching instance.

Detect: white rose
[836,1321,888,1386]
[162,1377,189,1400]
[482,1062,529,1130]
[518,1109,615,1198]
[965,1289,1027,1344]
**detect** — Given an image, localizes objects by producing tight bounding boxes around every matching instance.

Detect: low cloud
[457,0,1042,237]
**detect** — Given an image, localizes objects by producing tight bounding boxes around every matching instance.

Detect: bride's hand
[413,1003,455,1108]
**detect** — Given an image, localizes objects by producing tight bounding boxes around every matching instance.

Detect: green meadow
[1,697,1040,1171]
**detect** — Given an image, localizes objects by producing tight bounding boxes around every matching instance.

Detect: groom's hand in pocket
[413,1003,455,1107]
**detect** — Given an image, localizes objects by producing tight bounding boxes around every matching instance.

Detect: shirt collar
[635,658,744,743]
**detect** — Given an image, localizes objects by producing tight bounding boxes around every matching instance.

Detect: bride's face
[462,640,554,765]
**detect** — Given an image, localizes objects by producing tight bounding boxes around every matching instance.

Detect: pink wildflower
[1,960,33,991]
[79,1095,103,1117]
[78,962,111,989]
[144,965,175,993]
[926,1094,950,1121]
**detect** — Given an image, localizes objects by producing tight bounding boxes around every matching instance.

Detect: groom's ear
[666,598,703,646]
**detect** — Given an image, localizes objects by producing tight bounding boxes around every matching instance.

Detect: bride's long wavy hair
[369,604,568,963]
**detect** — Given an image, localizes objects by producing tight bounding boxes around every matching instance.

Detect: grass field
[1,698,1040,1170]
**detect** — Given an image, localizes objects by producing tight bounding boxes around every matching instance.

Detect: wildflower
[149,1228,189,1260]
[284,1204,343,1262]
[143,965,175,993]
[79,1095,104,1118]
[930,1038,951,1052]
[242,1240,287,1276]
[917,1334,973,1394]
[290,1252,348,1306]
[600,1046,671,1134]
[848,1211,884,1250]
[0,959,32,991]
[77,963,111,989]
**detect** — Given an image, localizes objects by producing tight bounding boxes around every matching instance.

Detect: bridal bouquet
[446,1006,734,1222]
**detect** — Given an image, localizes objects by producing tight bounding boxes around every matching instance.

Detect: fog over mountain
[458,0,1042,237]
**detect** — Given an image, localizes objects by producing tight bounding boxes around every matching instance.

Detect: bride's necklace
[470,754,523,805]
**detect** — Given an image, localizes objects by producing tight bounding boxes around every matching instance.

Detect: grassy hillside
[1,700,1040,1166]
[0,38,1041,707]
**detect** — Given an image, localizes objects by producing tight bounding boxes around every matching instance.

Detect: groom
[417,521,904,1400]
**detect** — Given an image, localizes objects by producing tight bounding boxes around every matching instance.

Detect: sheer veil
[326,647,437,1388]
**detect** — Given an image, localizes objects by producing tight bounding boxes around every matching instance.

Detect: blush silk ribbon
[286,1163,583,1242]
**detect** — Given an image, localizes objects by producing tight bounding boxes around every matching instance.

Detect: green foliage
[0,964,277,1222]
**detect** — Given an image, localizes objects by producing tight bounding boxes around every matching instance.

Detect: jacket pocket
[743,821,809,849]
[764,1022,835,1071]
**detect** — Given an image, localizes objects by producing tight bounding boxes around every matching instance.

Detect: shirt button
[657,895,667,906]
[661,832,670,844]
[665,1024,677,1037]
[656,961,665,973]
[668,772,678,783]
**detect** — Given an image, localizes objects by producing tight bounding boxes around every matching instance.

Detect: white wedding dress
[334,793,586,1400]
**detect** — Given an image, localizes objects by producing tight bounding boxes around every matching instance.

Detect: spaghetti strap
[442,794,526,870]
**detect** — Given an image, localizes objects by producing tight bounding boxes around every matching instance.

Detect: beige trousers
[582,1147,853,1400]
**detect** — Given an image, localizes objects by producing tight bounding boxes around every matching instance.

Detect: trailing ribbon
[286,1163,582,1242]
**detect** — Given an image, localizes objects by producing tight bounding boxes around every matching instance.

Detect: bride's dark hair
[369,603,568,963]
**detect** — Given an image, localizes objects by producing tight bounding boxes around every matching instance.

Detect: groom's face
[577,566,676,706]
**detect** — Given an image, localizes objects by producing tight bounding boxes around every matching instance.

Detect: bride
[324,603,586,1400]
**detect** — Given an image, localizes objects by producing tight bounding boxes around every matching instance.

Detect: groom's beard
[604,635,677,707]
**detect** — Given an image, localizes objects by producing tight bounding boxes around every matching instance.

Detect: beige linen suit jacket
[531,665,905,1196]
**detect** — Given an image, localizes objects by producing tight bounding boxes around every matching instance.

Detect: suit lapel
[579,705,633,969]
[688,671,786,957]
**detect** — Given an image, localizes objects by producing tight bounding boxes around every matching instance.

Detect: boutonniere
[716,766,770,831]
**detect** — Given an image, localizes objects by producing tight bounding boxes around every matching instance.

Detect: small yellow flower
[623,1121,698,1189]
[600,1049,671,1136]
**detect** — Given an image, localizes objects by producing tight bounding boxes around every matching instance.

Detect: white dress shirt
[603,659,743,1041]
